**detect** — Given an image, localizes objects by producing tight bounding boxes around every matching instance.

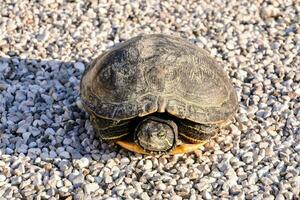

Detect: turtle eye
[158,132,165,139]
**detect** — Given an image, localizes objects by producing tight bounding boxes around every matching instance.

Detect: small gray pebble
[69,173,85,187]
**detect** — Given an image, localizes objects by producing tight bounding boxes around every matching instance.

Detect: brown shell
[80,34,238,124]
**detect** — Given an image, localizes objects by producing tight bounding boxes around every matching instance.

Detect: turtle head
[134,116,178,154]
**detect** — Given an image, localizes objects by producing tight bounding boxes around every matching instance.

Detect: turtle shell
[80,34,238,124]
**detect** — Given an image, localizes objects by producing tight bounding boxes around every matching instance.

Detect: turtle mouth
[134,116,178,154]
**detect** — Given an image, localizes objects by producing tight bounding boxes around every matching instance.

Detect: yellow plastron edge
[116,140,208,155]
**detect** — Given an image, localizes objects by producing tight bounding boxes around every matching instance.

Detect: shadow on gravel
[0,56,123,160]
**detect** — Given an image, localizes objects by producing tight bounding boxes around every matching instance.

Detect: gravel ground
[0,0,299,199]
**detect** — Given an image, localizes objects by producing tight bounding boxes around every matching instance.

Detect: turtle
[80,34,238,155]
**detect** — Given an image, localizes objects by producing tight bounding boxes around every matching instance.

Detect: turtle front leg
[90,114,131,141]
[177,119,219,143]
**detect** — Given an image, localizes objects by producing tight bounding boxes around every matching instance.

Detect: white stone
[203,191,212,200]
[74,62,85,72]
[84,183,99,194]
[0,175,6,182]
[75,157,90,168]
[143,160,153,170]
[140,192,150,200]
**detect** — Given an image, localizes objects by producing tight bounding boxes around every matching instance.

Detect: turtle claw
[169,142,207,155]
[116,140,207,155]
